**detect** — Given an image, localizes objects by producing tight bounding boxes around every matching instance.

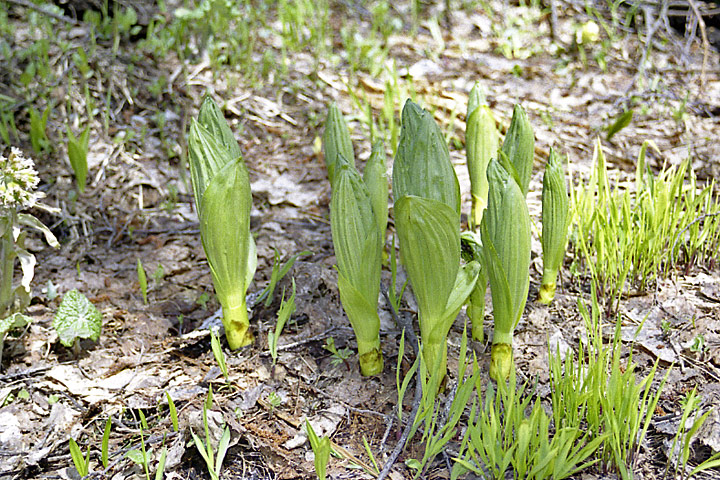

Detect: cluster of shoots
[324,87,572,382]
[324,103,387,376]
[464,83,570,380]
[188,97,257,350]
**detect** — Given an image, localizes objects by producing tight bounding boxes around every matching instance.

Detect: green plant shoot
[393,100,478,378]
[268,279,296,365]
[188,96,257,350]
[67,126,90,193]
[500,104,534,197]
[363,141,388,238]
[322,102,354,185]
[306,420,331,480]
[539,148,570,304]
[481,157,531,381]
[465,82,498,230]
[137,258,148,304]
[330,159,384,376]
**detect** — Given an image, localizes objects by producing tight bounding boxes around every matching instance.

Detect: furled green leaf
[363,141,388,238]
[331,162,383,374]
[481,158,531,380]
[197,96,241,161]
[394,195,459,341]
[67,127,90,193]
[540,148,570,304]
[466,99,498,228]
[323,102,354,184]
[331,163,381,304]
[199,157,256,320]
[392,100,460,214]
[605,109,633,141]
[482,159,531,328]
[188,120,234,212]
[500,105,534,197]
[53,289,102,347]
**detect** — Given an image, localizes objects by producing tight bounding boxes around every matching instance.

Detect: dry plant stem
[634,0,669,90]
[686,0,709,89]
[5,0,79,24]
[378,290,422,480]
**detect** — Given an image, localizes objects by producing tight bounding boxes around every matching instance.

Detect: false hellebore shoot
[539,148,570,305]
[393,100,479,380]
[322,102,354,185]
[326,106,386,376]
[188,96,257,350]
[481,156,532,382]
[464,83,498,341]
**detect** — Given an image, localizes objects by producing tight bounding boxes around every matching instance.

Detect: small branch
[685,0,710,91]
[5,0,79,25]
[377,289,423,480]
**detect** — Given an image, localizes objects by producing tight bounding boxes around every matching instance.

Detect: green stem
[0,213,16,318]
[489,343,513,382]
[468,273,487,342]
[222,297,253,350]
[356,337,383,376]
[469,193,486,231]
[422,339,447,382]
[538,267,559,305]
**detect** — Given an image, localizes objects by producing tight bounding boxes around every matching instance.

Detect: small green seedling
[165,391,179,432]
[605,109,633,141]
[137,258,148,304]
[190,386,231,480]
[323,337,352,368]
[306,420,331,480]
[29,105,51,153]
[0,312,30,365]
[53,289,102,350]
[210,329,229,382]
[67,126,90,192]
[268,391,283,411]
[197,292,211,310]
[257,249,310,307]
[268,280,296,365]
[69,438,90,477]
[101,416,111,468]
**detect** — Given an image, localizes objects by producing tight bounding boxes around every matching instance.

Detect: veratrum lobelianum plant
[465,82,498,231]
[481,155,532,382]
[539,148,570,305]
[393,100,479,379]
[464,82,498,342]
[188,96,257,350]
[325,106,387,376]
[1,147,58,321]
[322,102,355,185]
